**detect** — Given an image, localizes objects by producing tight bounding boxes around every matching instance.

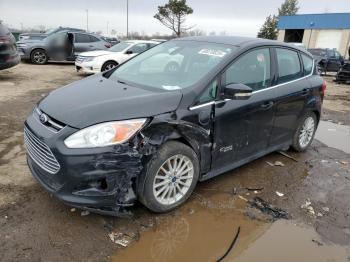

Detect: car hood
[79,50,114,57]
[39,75,183,129]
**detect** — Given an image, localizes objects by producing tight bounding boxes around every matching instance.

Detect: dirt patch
[322,75,350,125]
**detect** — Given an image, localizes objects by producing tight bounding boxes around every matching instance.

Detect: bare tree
[154,0,194,37]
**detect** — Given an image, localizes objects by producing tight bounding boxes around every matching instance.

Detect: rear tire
[101,61,118,72]
[138,141,199,213]
[30,49,48,64]
[292,112,317,152]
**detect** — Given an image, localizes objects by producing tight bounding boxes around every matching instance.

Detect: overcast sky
[1,0,349,36]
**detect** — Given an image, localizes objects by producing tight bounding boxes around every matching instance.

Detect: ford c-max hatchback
[24,36,325,216]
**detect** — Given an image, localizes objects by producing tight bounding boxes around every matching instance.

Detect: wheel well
[313,110,320,123]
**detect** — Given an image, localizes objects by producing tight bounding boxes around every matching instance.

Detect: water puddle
[235,220,350,262]
[315,121,350,154]
[112,196,270,261]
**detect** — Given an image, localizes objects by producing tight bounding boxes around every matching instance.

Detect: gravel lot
[0,63,350,261]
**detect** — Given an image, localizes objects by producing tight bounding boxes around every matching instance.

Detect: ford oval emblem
[39,113,49,124]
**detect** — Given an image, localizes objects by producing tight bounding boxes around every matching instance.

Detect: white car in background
[75,40,160,74]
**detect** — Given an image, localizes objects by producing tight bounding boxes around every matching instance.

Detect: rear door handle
[301,88,310,96]
[260,101,274,110]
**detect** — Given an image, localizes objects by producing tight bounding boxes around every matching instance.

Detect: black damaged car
[24,36,325,215]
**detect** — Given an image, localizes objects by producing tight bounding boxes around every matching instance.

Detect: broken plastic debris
[238,195,248,202]
[81,210,90,216]
[322,207,330,212]
[276,191,284,197]
[70,208,76,212]
[249,197,288,220]
[266,161,274,167]
[266,161,285,167]
[108,232,134,247]
[274,161,285,167]
[301,200,315,215]
[277,151,298,162]
[340,161,349,165]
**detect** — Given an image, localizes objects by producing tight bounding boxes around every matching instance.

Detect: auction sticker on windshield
[198,49,227,57]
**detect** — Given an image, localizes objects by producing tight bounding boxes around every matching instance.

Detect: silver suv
[17,31,111,64]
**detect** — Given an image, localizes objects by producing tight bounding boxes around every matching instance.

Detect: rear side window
[301,54,313,75]
[89,35,100,42]
[75,33,92,43]
[225,48,271,91]
[276,48,302,84]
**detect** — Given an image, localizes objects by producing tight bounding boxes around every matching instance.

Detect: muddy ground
[0,63,350,262]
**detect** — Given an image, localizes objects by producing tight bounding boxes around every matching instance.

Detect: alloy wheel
[299,116,315,148]
[152,154,194,206]
[33,51,47,64]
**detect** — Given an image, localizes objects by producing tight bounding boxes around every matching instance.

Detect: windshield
[110,42,133,52]
[109,41,235,90]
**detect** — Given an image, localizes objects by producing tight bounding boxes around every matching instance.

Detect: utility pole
[107,21,109,35]
[126,0,129,38]
[86,9,89,32]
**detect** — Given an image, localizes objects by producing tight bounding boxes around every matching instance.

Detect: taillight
[320,80,326,96]
[105,43,111,48]
[0,36,11,44]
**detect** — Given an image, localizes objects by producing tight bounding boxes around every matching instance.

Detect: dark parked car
[17,31,111,64]
[102,36,120,46]
[335,61,350,83]
[24,36,325,216]
[0,22,20,70]
[19,27,85,41]
[308,48,344,74]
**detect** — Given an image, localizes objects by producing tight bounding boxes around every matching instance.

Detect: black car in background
[0,22,20,70]
[308,48,344,74]
[335,61,350,83]
[17,31,111,64]
[102,36,120,46]
[24,36,325,216]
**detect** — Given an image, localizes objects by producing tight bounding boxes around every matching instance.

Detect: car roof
[174,36,309,54]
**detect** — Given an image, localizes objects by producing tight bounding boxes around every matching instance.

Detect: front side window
[224,48,271,91]
[276,48,302,84]
[127,43,149,54]
[301,54,313,75]
[74,33,91,43]
[197,80,218,105]
[89,36,100,42]
[110,42,132,52]
[109,41,235,90]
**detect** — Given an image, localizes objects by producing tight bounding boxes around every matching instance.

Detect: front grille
[75,56,85,63]
[24,127,60,174]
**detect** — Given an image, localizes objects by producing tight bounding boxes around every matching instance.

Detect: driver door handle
[260,101,274,110]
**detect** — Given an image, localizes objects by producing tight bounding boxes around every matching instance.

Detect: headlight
[83,57,95,62]
[64,119,147,148]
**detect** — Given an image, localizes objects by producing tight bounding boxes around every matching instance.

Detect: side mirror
[125,50,133,55]
[223,83,252,100]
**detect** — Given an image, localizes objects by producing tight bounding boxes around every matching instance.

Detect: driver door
[212,48,276,170]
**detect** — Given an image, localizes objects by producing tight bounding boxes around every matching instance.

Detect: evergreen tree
[257,15,278,40]
[257,0,299,40]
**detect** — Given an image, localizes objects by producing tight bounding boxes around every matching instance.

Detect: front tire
[101,61,118,72]
[139,141,199,213]
[292,112,317,152]
[30,49,48,64]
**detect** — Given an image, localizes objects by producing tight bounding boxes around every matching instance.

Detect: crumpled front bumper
[24,109,142,216]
